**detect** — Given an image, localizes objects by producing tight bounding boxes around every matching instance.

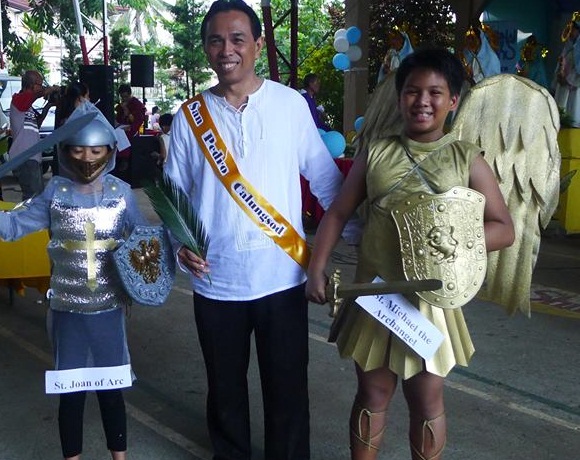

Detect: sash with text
[181,95,309,269]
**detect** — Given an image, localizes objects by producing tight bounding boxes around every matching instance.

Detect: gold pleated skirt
[329,298,475,380]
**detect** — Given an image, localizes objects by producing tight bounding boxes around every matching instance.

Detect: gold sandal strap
[410,412,446,460]
[350,404,387,451]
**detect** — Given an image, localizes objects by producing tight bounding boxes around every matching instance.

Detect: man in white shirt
[163,1,357,458]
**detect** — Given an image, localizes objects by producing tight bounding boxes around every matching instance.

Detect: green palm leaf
[143,174,210,261]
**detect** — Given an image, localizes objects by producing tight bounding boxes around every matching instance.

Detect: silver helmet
[61,118,117,150]
[60,118,117,183]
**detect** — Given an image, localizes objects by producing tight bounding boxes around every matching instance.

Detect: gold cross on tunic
[61,220,118,291]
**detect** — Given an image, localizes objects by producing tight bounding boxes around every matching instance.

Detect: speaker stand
[141,87,147,132]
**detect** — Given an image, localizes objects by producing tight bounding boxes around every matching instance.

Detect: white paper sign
[45,364,132,394]
[114,127,131,151]
[355,277,444,360]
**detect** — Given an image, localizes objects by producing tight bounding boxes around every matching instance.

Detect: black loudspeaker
[79,65,115,126]
[130,55,154,88]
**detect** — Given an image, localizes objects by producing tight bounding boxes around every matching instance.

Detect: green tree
[22,0,102,39]
[1,0,20,70]
[296,2,345,130]
[109,26,134,90]
[7,35,48,76]
[163,0,211,98]
[112,0,173,46]
[59,33,83,83]
[368,0,455,91]
[255,0,341,84]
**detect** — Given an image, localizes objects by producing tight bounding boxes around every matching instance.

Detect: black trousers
[58,389,127,457]
[194,284,310,460]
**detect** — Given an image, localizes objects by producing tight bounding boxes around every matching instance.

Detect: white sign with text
[45,364,132,394]
[355,277,444,360]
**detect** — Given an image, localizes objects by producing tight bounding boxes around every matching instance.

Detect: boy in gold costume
[306,49,515,460]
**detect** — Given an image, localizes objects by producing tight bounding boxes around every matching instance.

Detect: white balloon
[334,37,349,53]
[334,28,347,40]
[346,45,362,62]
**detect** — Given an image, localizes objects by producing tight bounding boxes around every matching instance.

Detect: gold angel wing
[451,74,561,316]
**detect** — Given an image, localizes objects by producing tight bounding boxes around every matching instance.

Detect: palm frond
[143,174,210,260]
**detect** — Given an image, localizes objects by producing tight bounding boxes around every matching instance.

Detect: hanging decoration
[332,26,363,72]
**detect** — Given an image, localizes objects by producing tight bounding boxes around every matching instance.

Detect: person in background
[163,1,360,458]
[114,84,146,175]
[149,106,161,131]
[301,73,331,131]
[115,84,145,138]
[306,48,514,460]
[49,81,92,176]
[8,69,59,200]
[55,81,90,128]
[157,113,173,166]
[0,105,149,459]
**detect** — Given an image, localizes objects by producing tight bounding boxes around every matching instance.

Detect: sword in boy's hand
[325,269,443,317]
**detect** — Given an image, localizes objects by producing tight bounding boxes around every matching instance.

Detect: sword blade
[0,112,97,179]
[336,279,442,298]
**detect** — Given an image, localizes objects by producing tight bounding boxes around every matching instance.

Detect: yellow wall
[0,201,50,279]
[555,129,580,233]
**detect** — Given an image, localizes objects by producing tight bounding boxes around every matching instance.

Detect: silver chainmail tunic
[47,183,131,313]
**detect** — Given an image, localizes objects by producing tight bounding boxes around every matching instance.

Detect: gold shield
[391,186,486,309]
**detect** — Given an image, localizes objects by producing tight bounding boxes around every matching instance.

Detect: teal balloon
[346,26,362,44]
[354,116,364,132]
[332,53,350,71]
[323,130,346,158]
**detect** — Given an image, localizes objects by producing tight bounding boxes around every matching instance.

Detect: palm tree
[108,0,173,47]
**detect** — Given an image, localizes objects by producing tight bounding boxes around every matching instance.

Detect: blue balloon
[332,53,350,71]
[317,128,327,136]
[346,26,362,45]
[323,130,346,158]
[354,116,365,132]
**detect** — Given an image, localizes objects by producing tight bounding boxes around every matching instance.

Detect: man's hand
[178,246,210,279]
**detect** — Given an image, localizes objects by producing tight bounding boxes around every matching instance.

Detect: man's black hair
[200,0,262,44]
[395,48,466,97]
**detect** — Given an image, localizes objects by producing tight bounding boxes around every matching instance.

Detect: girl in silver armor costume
[0,104,148,460]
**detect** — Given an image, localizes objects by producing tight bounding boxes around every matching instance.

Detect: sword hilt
[325,268,443,318]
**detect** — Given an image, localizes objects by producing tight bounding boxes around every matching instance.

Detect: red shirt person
[9,70,59,200]
[115,83,145,138]
[114,83,146,161]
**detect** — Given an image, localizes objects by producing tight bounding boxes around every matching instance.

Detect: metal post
[0,3,4,70]
[72,0,90,65]
[103,0,109,66]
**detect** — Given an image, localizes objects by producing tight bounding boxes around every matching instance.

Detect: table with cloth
[301,157,354,225]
